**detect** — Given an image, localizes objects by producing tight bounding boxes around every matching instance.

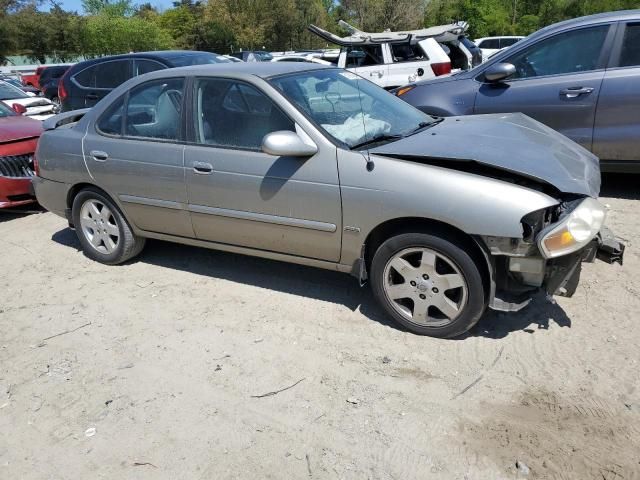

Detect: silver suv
[33,63,623,338]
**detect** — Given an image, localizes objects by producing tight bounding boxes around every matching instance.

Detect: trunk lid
[370,113,600,197]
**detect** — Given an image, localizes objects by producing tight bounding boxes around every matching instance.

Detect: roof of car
[140,61,330,80]
[535,9,640,35]
[67,50,222,71]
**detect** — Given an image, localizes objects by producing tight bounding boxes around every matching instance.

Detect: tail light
[12,103,27,115]
[58,71,70,103]
[33,152,40,176]
[431,62,452,76]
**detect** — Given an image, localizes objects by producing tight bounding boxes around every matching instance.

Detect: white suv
[474,36,524,61]
[309,21,472,89]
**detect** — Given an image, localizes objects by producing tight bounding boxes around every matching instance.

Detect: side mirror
[484,62,516,83]
[12,103,27,115]
[262,131,318,157]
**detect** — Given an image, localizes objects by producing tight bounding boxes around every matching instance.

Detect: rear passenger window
[479,39,500,49]
[619,23,640,67]
[391,43,427,62]
[134,59,165,76]
[74,60,130,89]
[97,96,124,135]
[346,45,383,68]
[193,79,294,150]
[125,78,184,140]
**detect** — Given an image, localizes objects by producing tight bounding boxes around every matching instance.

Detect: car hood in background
[0,115,43,143]
[3,97,56,116]
[370,113,600,197]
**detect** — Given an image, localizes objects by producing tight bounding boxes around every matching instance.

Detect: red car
[0,101,42,208]
[21,67,46,90]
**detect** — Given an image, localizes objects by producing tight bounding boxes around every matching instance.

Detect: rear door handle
[560,87,594,98]
[90,150,108,161]
[86,94,99,100]
[193,162,213,174]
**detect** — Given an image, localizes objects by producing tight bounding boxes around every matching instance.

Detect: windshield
[0,101,15,117]
[270,69,435,149]
[0,81,29,100]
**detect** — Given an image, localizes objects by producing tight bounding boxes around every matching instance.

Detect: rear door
[83,77,192,237]
[386,41,436,87]
[345,45,389,87]
[73,59,131,108]
[474,24,615,151]
[592,21,640,164]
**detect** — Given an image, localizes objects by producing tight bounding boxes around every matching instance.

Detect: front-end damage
[479,198,625,312]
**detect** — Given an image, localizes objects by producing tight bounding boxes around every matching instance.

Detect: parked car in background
[395,10,640,172]
[271,54,333,65]
[20,66,46,89]
[222,55,244,63]
[59,51,231,112]
[0,76,41,96]
[474,36,524,60]
[308,20,473,88]
[459,36,483,66]
[38,65,71,106]
[0,80,56,119]
[0,101,41,208]
[229,51,274,62]
[34,63,623,338]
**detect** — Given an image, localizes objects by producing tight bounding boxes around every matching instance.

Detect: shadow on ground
[0,205,45,223]
[53,228,572,340]
[600,173,639,200]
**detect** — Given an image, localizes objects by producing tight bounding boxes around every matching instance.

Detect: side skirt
[139,229,355,275]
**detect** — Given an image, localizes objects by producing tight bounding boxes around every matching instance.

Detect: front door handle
[86,94,99,100]
[193,162,213,174]
[90,150,108,161]
[369,70,384,78]
[560,87,594,98]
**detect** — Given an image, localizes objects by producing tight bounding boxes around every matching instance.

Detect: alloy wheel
[79,199,120,254]
[382,247,468,327]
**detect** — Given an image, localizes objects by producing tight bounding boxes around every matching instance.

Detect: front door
[184,78,342,262]
[474,24,614,151]
[593,22,640,163]
[83,77,193,237]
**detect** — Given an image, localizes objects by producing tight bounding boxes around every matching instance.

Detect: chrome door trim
[187,204,337,233]
[119,194,185,210]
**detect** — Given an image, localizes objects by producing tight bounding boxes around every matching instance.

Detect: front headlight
[538,197,606,259]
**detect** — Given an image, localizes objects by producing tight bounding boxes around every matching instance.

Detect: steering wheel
[516,57,537,78]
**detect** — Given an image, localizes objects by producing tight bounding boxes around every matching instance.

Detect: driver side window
[505,25,609,79]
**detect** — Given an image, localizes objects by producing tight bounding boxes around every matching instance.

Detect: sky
[49,0,175,13]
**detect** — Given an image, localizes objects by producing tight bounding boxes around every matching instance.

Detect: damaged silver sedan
[33,63,624,338]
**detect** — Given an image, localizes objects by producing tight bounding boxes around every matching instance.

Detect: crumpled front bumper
[547,226,624,298]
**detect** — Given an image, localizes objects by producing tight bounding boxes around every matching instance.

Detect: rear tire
[370,232,486,338]
[72,188,145,265]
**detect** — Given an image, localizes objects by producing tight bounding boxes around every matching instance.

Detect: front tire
[72,188,145,265]
[370,232,486,338]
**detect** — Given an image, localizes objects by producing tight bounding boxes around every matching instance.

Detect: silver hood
[370,113,600,197]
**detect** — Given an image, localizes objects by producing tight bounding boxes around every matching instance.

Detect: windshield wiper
[350,133,404,150]
[407,117,445,136]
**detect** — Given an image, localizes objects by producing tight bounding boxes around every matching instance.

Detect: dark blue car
[395,10,640,172]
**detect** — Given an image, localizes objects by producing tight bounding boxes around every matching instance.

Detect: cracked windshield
[271,69,435,149]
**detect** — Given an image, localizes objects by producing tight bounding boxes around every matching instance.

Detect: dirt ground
[1,174,638,480]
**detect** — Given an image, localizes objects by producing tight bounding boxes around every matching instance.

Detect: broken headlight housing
[537,197,606,259]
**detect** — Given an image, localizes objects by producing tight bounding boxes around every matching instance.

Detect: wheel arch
[363,217,493,303]
[66,183,132,230]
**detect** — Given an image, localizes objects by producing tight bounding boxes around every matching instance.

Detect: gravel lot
[1,174,638,479]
